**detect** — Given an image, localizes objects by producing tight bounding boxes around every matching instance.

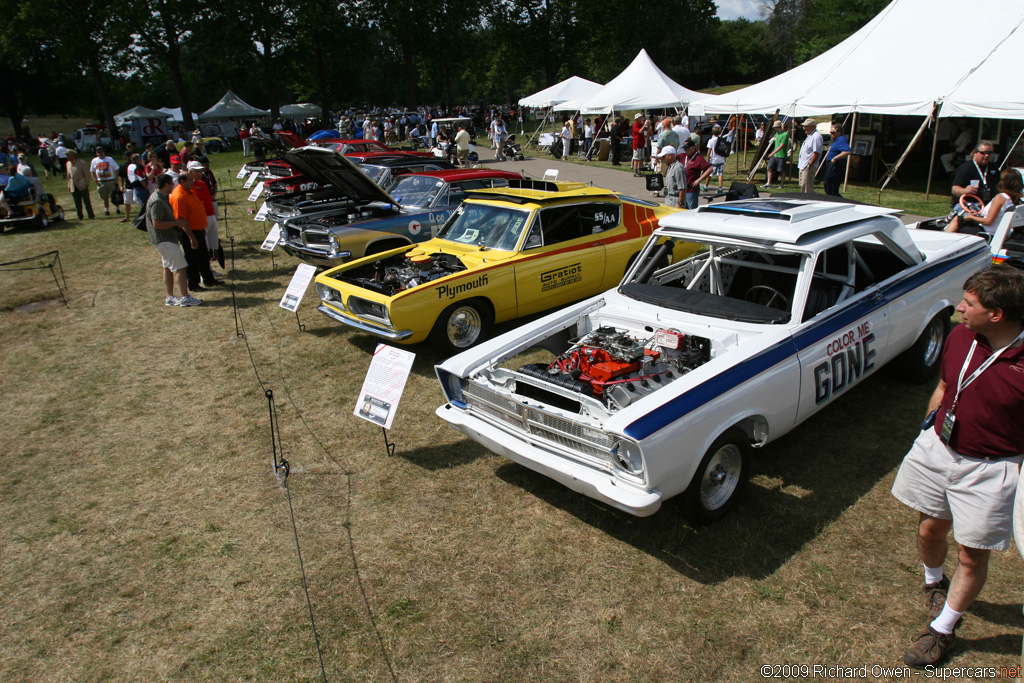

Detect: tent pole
[926,110,941,199]
[1000,128,1024,170]
[843,112,858,193]
[878,103,938,202]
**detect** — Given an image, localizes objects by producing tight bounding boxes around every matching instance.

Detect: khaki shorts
[892,427,1022,550]
[97,179,118,199]
[156,241,188,272]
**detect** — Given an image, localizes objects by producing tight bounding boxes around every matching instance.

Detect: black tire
[36,213,48,229]
[431,300,491,355]
[891,313,949,384]
[684,428,749,525]
[54,206,65,222]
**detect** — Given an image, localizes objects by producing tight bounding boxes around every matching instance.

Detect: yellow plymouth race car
[313,180,695,353]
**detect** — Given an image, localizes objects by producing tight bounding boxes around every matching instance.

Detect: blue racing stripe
[622,246,985,441]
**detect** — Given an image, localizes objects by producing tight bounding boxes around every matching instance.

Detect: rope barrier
[226,176,399,682]
[0,250,69,307]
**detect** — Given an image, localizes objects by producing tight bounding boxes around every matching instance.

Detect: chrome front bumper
[316,304,413,341]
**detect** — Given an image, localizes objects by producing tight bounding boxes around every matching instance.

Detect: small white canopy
[576,49,703,114]
[114,106,172,126]
[692,0,1024,119]
[198,90,270,121]
[519,76,603,108]
[280,103,323,117]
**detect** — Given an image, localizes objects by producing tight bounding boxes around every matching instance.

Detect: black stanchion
[229,237,244,339]
[382,427,396,457]
[295,310,305,333]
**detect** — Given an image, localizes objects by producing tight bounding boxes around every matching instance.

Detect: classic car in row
[278,169,523,267]
[434,198,991,523]
[313,180,695,353]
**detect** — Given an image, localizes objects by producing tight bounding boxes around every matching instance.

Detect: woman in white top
[560,120,572,160]
[946,168,1023,235]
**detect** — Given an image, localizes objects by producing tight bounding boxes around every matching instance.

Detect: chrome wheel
[699,443,743,511]
[445,305,483,349]
[922,317,944,368]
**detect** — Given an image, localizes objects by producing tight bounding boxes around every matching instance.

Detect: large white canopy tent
[198,90,270,121]
[157,107,198,123]
[519,76,603,143]
[575,49,703,114]
[691,0,1024,195]
[519,76,603,108]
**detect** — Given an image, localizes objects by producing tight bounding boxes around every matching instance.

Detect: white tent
[198,90,270,121]
[114,106,171,126]
[576,49,704,114]
[157,107,198,123]
[280,103,323,117]
[692,0,1024,119]
[519,76,603,108]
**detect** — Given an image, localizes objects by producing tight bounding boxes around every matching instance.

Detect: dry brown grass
[1,153,1022,682]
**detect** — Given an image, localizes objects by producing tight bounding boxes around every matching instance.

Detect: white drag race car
[435,198,992,523]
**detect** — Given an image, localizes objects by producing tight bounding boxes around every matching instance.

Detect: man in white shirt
[798,118,823,194]
[90,146,120,215]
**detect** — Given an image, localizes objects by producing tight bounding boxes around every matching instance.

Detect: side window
[490,178,511,189]
[579,203,621,234]
[803,244,851,321]
[538,205,585,246]
[853,234,911,291]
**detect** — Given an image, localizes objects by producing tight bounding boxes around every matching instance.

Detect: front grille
[303,230,330,247]
[464,381,614,461]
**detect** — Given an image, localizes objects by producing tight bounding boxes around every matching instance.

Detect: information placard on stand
[279,263,317,312]
[254,202,269,221]
[247,181,265,201]
[354,344,415,430]
[243,171,260,189]
[260,223,281,251]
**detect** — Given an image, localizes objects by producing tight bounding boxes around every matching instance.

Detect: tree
[133,0,204,130]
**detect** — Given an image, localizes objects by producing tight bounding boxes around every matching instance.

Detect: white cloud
[715,0,763,21]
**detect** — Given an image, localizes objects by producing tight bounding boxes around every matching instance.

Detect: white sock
[930,603,964,634]
[923,564,945,585]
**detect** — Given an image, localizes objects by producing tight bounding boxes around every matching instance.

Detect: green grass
[0,147,1021,682]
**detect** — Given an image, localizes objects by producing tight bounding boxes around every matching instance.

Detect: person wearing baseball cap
[657,146,685,209]
[680,139,713,209]
[763,120,789,189]
[182,160,221,288]
[166,155,182,185]
[798,118,823,193]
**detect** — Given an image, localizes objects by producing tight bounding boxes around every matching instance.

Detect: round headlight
[613,440,644,475]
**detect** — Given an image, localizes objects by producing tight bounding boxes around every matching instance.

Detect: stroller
[502,135,525,161]
[0,174,64,231]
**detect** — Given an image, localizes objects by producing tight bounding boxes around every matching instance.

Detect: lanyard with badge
[941,329,1024,444]
[973,160,992,202]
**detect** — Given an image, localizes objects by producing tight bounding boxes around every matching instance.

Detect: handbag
[133,210,147,231]
[110,188,124,206]
[645,173,664,192]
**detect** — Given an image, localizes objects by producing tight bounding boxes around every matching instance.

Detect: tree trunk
[402,46,417,107]
[315,44,330,123]
[88,54,119,150]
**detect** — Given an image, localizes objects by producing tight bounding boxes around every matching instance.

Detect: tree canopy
[0,0,890,135]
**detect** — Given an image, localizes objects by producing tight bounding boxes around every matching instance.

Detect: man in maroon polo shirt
[892,265,1024,668]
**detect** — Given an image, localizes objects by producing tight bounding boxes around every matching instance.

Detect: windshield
[387,175,443,207]
[312,142,344,152]
[620,236,806,324]
[437,203,531,251]
[358,164,388,184]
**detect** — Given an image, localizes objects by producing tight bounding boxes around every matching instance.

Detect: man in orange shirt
[169,173,216,292]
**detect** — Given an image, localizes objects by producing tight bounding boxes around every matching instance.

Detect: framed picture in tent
[852,134,875,157]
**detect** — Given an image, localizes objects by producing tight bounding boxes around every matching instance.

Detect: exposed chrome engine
[338,252,466,296]
[518,326,711,410]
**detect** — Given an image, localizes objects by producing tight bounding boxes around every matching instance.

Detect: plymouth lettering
[437,274,488,300]
[814,332,877,404]
[541,263,583,292]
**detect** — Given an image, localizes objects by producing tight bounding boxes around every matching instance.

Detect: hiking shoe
[904,625,956,668]
[165,296,179,306]
[924,576,950,620]
[177,295,203,307]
